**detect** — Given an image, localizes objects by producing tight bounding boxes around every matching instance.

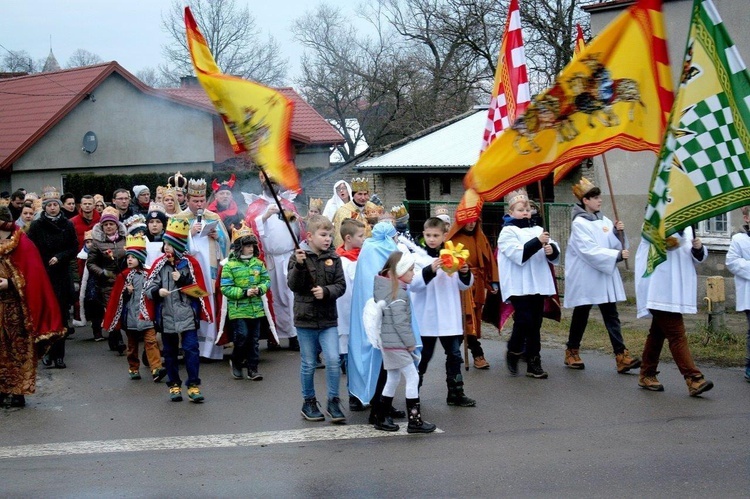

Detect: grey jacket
[373,275,415,350]
[123,271,153,331]
[144,260,200,334]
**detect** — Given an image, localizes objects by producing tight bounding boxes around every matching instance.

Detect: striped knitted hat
[163,218,189,258]
[125,234,148,264]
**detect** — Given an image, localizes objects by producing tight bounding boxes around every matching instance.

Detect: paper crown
[155,185,165,196]
[572,177,597,201]
[125,233,147,252]
[187,178,207,197]
[309,198,324,211]
[165,218,190,240]
[162,185,177,200]
[124,214,147,234]
[351,177,370,192]
[391,204,409,220]
[125,233,148,263]
[148,202,166,214]
[83,230,93,240]
[507,189,529,208]
[231,220,255,242]
[41,185,60,202]
[167,171,188,192]
[434,206,450,217]
[212,174,236,192]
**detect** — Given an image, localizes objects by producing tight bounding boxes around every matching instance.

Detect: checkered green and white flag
[642,0,750,275]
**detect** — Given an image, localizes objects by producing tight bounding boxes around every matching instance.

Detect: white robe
[563,213,627,308]
[337,256,357,354]
[409,267,473,337]
[497,224,560,300]
[726,231,750,311]
[253,200,298,339]
[635,227,707,318]
[323,180,352,222]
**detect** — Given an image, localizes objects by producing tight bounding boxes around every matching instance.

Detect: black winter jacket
[287,242,345,329]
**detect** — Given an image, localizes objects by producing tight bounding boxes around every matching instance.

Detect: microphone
[196,209,204,225]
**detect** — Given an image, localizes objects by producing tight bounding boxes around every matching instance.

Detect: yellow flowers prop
[439,241,469,275]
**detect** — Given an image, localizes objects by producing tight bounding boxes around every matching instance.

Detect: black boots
[373,396,399,432]
[526,356,549,379]
[446,374,476,407]
[406,398,436,434]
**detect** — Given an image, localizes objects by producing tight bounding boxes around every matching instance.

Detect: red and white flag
[481,0,530,151]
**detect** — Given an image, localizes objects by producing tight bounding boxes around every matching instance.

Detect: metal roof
[358,110,485,171]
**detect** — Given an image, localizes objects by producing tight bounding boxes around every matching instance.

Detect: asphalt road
[1,328,748,498]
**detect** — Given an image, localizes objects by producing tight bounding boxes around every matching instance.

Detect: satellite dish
[82,131,98,154]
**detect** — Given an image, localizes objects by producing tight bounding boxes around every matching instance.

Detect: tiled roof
[161,87,344,146]
[357,110,486,172]
[0,62,214,171]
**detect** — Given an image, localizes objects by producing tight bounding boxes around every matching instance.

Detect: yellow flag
[184,7,300,192]
[464,0,673,201]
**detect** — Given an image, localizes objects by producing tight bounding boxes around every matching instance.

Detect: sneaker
[686,375,714,397]
[230,360,243,380]
[638,374,664,392]
[326,397,347,424]
[169,385,183,402]
[246,370,263,381]
[267,340,282,351]
[506,350,519,376]
[54,358,66,369]
[187,385,204,403]
[41,354,52,367]
[94,336,106,342]
[526,356,549,379]
[473,356,490,370]
[564,348,585,370]
[152,368,167,383]
[128,370,142,380]
[615,349,641,373]
[301,398,325,421]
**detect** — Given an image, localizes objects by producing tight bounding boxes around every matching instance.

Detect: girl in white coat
[635,227,713,396]
[563,179,640,373]
[724,206,750,382]
[497,189,560,379]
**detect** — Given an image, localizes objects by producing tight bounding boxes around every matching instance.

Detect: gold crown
[148,202,166,214]
[162,185,177,200]
[572,177,596,201]
[507,189,529,208]
[41,185,60,202]
[156,185,165,196]
[351,177,370,192]
[168,171,188,192]
[391,204,408,219]
[165,217,190,238]
[231,220,255,242]
[84,229,93,240]
[125,233,148,251]
[309,198,324,211]
[434,206,450,217]
[187,178,207,197]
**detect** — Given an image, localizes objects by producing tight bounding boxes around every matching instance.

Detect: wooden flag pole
[257,164,301,251]
[601,153,628,270]
[536,180,548,230]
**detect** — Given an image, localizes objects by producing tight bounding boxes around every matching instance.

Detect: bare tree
[160,0,288,86]
[65,49,103,68]
[135,66,175,88]
[1,49,36,73]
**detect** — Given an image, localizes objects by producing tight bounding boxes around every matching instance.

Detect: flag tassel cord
[600,153,628,270]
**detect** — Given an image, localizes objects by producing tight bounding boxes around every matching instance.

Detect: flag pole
[256,163,301,251]
[600,153,628,270]
[536,180,548,231]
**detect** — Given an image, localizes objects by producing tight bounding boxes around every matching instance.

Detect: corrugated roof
[162,86,344,146]
[0,62,215,171]
[358,110,486,170]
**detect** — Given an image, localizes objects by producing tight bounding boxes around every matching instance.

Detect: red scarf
[336,245,361,261]
[208,199,238,220]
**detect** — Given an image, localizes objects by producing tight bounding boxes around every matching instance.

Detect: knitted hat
[124,214,147,235]
[132,185,150,198]
[163,218,190,257]
[125,234,148,264]
[146,204,168,226]
[41,185,61,207]
[396,251,415,277]
[100,206,120,225]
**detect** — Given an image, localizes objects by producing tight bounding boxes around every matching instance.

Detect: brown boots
[615,349,641,373]
[564,348,585,369]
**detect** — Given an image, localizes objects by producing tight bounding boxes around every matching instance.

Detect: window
[695,212,731,249]
[440,177,451,195]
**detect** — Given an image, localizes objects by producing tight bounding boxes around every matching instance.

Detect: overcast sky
[0,0,361,86]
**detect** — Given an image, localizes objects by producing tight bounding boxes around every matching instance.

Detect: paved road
[1,329,748,497]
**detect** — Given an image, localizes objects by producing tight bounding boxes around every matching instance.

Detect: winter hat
[41,185,61,207]
[146,205,168,226]
[125,234,148,264]
[0,206,12,223]
[434,206,451,226]
[99,206,120,225]
[124,214,147,235]
[163,218,190,258]
[132,185,150,198]
[396,251,415,277]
